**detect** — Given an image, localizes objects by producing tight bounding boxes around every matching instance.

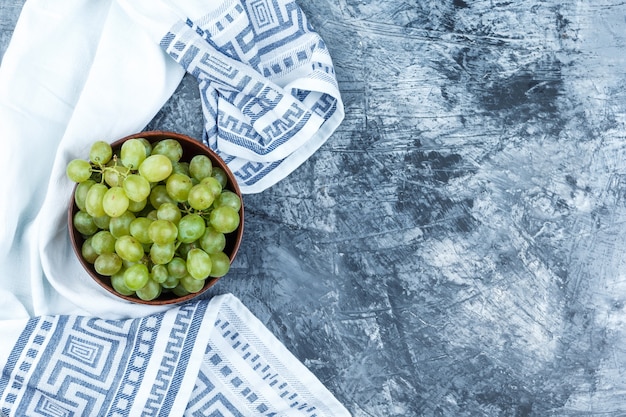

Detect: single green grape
[109,211,136,238]
[171,161,190,176]
[103,186,130,218]
[138,154,172,182]
[211,167,228,188]
[209,251,230,277]
[177,213,206,243]
[161,274,180,289]
[136,278,162,301]
[165,173,193,202]
[81,237,99,264]
[90,230,116,255]
[151,138,183,162]
[92,214,111,230]
[120,138,147,169]
[186,248,212,280]
[200,176,222,198]
[187,183,214,211]
[123,174,151,202]
[214,190,241,211]
[150,264,169,284]
[66,159,92,183]
[127,198,148,213]
[123,263,150,291]
[198,226,226,254]
[73,210,98,236]
[103,165,127,188]
[156,202,181,225]
[129,217,153,244]
[149,184,176,209]
[150,241,176,265]
[148,219,178,245]
[85,183,108,218]
[89,141,113,165]
[189,154,212,181]
[94,253,123,276]
[172,283,190,297]
[114,235,144,262]
[74,179,96,211]
[167,257,188,279]
[180,274,205,293]
[209,205,240,233]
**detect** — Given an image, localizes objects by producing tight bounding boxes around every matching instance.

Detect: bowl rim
[68,130,244,305]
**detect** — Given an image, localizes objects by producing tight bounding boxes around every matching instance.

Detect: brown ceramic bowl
[68,130,244,305]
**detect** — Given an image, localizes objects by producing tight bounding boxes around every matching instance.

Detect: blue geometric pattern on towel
[159,0,343,192]
[0,302,207,416]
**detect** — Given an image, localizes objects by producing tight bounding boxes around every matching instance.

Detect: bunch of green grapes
[66,137,241,301]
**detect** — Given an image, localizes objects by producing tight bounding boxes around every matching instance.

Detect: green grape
[151,138,183,162]
[172,284,190,297]
[209,251,230,277]
[214,190,241,211]
[187,183,214,211]
[109,211,135,238]
[81,237,99,264]
[114,235,144,262]
[123,263,150,291]
[209,205,240,233]
[171,161,190,176]
[200,176,222,198]
[89,141,113,165]
[157,202,181,225]
[149,184,176,209]
[177,213,206,243]
[136,278,162,301]
[90,230,116,255]
[85,183,108,218]
[146,209,159,221]
[189,154,212,181]
[92,214,111,230]
[74,179,96,211]
[150,241,176,265]
[138,154,173,182]
[167,257,187,279]
[73,210,98,236]
[103,164,127,188]
[129,217,153,244]
[211,167,228,188]
[177,242,195,259]
[94,253,123,276]
[186,248,212,280]
[148,219,178,245]
[161,274,180,289]
[127,198,148,213]
[180,274,205,293]
[137,138,153,156]
[151,264,169,284]
[198,226,226,254]
[165,173,193,202]
[111,270,135,296]
[120,138,147,169]
[103,186,130,218]
[66,159,92,183]
[123,174,151,202]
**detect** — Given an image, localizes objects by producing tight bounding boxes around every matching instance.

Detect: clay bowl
[68,130,244,305]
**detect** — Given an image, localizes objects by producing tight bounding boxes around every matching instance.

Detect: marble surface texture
[3,0,626,415]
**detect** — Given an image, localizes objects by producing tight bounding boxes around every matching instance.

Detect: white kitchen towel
[0,293,351,416]
[119,0,344,193]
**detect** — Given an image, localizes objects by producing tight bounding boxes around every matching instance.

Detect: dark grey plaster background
[3,0,626,415]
